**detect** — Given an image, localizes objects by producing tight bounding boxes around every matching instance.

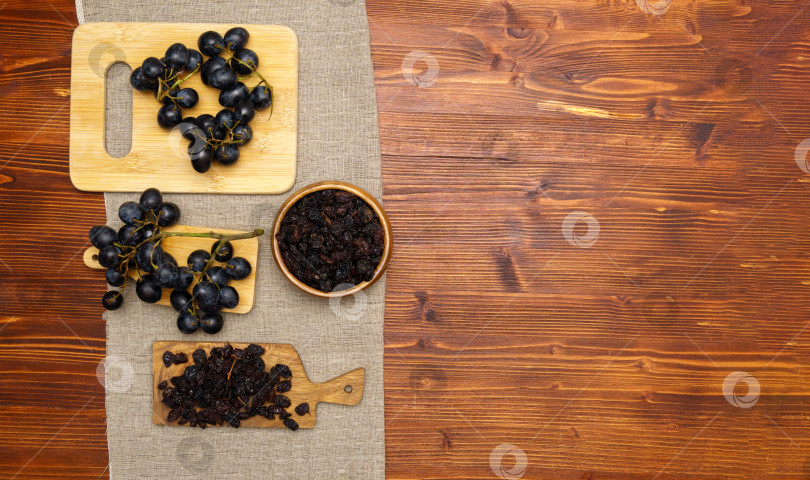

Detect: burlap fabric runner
[77,1,384,477]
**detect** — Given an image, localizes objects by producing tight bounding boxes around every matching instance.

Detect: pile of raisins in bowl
[276,189,385,292]
[159,344,309,430]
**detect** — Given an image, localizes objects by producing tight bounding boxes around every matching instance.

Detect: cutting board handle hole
[104,62,133,159]
[344,385,353,393]
[91,254,98,262]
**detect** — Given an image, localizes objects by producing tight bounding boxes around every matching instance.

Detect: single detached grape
[102,291,124,310]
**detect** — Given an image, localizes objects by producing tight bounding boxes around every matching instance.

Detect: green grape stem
[230,56,269,87]
[156,66,201,103]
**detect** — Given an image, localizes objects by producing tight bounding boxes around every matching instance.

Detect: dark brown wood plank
[4,0,810,478]
[0,1,109,478]
[369,0,810,478]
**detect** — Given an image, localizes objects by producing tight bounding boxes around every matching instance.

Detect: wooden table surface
[2,0,810,478]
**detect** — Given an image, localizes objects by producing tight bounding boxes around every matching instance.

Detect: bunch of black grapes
[89,188,259,334]
[129,27,273,173]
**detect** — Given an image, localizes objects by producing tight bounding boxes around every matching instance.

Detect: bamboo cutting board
[152,341,365,428]
[70,23,298,194]
[83,225,258,314]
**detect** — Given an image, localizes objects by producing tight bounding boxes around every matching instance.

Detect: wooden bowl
[271,181,392,298]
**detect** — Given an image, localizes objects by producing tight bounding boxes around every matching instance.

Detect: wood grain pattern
[368,0,810,479]
[152,341,364,428]
[0,2,110,478]
[70,23,298,194]
[4,0,810,478]
[83,224,259,313]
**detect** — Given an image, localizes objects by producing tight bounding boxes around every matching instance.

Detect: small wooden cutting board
[70,22,298,194]
[83,225,258,314]
[152,341,365,428]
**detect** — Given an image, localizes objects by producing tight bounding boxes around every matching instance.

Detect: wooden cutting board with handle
[70,22,297,194]
[152,341,365,428]
[83,225,258,313]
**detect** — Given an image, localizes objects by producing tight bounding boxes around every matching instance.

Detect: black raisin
[162,351,174,368]
[275,395,291,409]
[283,417,299,431]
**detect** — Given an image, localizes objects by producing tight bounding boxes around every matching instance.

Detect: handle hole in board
[104,62,133,158]
[92,254,99,262]
[344,385,353,394]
